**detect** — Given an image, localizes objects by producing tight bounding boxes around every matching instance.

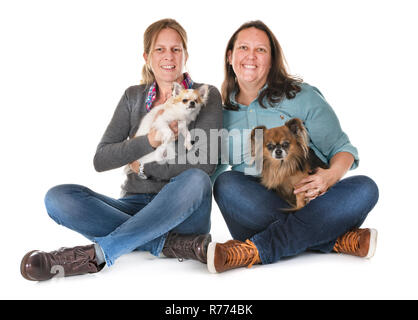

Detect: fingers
[169,121,179,138]
[129,161,140,174]
[294,178,326,202]
[294,180,318,195]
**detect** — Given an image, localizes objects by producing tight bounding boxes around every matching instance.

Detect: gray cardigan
[93,83,223,194]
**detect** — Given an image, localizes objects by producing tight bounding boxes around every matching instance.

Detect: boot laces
[334,230,360,254]
[225,240,260,269]
[51,247,91,267]
[168,239,195,262]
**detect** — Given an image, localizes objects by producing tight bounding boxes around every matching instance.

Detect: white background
[1,0,417,299]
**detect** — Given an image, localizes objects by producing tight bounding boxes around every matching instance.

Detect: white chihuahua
[125,82,209,176]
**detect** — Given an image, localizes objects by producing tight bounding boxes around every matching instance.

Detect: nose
[247,49,257,60]
[189,101,195,108]
[275,148,282,157]
[163,51,174,60]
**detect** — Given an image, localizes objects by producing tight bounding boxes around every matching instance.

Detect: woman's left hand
[129,161,140,174]
[293,168,338,202]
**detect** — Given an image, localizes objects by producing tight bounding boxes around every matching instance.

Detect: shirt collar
[229,83,268,107]
[145,72,194,112]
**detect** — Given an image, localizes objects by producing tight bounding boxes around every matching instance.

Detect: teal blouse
[212,83,359,181]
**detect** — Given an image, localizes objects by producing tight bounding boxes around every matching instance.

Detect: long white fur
[124,82,209,175]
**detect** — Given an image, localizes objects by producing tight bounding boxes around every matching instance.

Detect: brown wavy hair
[222,20,302,110]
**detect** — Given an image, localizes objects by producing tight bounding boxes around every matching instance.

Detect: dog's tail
[280,204,304,213]
[279,192,307,212]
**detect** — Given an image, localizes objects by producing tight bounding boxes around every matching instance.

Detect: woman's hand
[129,160,140,174]
[293,167,338,202]
[293,152,354,202]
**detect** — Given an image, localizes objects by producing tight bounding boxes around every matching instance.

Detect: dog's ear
[285,118,304,136]
[250,125,266,157]
[197,84,209,103]
[172,82,183,97]
[285,118,309,157]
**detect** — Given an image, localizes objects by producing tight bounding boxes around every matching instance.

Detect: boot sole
[366,228,378,259]
[207,242,218,273]
[20,250,39,281]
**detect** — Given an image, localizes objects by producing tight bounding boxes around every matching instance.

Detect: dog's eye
[281,141,290,149]
[182,99,188,104]
[266,143,275,151]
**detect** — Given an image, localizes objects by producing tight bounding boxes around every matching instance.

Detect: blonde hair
[141,18,188,85]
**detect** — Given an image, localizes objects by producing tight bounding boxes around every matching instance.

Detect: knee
[44,184,86,223]
[213,170,240,202]
[317,175,379,229]
[349,175,379,209]
[176,168,212,198]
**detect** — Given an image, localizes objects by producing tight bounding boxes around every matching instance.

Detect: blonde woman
[21,19,222,281]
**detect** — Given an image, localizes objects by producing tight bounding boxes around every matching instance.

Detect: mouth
[242,64,257,69]
[161,65,176,71]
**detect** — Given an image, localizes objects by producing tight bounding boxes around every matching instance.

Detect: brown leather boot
[207,239,261,273]
[333,228,378,258]
[20,244,105,281]
[162,233,211,264]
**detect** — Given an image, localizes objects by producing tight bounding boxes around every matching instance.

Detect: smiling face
[228,27,272,90]
[144,28,187,86]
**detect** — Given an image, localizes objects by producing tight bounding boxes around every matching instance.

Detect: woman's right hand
[148,127,162,148]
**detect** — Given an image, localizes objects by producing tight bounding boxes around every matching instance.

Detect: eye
[238,45,248,50]
[281,141,290,149]
[173,47,182,53]
[182,99,188,104]
[266,143,275,151]
[256,47,267,53]
[155,47,163,52]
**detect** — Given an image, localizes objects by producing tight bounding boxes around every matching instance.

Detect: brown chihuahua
[251,118,328,211]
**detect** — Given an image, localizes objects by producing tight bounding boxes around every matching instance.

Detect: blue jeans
[213,171,379,264]
[44,168,212,266]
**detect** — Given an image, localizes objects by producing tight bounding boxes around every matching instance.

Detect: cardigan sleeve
[93,88,155,172]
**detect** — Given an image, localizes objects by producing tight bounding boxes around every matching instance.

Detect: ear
[227,50,232,66]
[250,125,266,157]
[172,82,183,97]
[143,52,148,63]
[198,84,209,103]
[285,118,304,136]
[285,118,309,156]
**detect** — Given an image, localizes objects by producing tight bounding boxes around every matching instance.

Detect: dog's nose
[189,101,195,108]
[275,149,282,157]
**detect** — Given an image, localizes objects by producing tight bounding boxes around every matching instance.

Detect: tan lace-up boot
[207,239,261,273]
[333,228,377,258]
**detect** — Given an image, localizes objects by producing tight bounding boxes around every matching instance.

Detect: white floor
[3,192,417,300]
[1,0,417,300]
